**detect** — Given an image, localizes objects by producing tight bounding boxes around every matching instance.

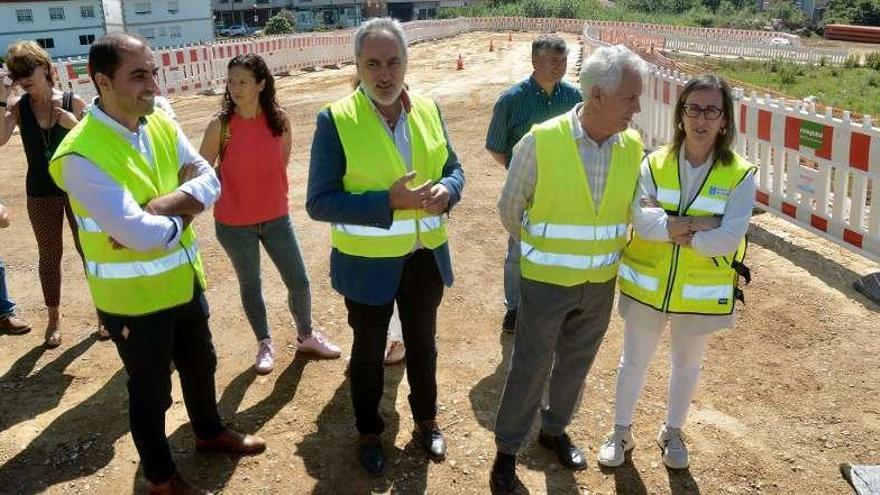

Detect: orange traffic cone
[508,32,512,42]
[489,39,494,52]
[456,54,463,71]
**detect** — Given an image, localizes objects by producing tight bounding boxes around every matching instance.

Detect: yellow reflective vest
[329,90,449,258]
[49,109,207,316]
[521,114,643,286]
[618,145,755,315]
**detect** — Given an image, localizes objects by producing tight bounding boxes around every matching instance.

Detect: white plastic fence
[663,33,849,64]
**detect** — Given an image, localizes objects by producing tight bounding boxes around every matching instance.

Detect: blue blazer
[306,106,465,305]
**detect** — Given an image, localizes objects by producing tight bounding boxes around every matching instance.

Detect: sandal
[383,340,406,365]
[43,326,62,349]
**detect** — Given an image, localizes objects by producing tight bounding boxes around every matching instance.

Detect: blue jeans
[215,214,313,341]
[503,236,521,311]
[0,259,15,318]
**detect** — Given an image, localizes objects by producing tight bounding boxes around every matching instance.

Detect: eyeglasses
[682,103,724,120]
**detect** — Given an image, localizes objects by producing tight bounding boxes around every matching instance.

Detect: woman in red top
[200,54,340,374]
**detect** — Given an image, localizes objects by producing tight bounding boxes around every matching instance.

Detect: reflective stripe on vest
[521,240,621,271]
[618,262,659,292]
[333,215,445,237]
[681,283,733,300]
[523,220,628,241]
[656,187,680,207]
[86,243,198,279]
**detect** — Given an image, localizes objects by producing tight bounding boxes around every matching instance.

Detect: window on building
[134,2,152,15]
[36,38,55,49]
[140,28,155,39]
[219,0,229,3]
[81,5,95,18]
[79,34,96,45]
[49,7,65,20]
[169,26,181,38]
[16,9,33,23]
[158,27,167,36]
[256,0,269,4]
[167,1,179,14]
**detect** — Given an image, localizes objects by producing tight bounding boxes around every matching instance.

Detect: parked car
[770,36,792,46]
[218,25,248,37]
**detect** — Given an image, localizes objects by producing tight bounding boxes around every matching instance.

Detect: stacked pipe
[824,24,880,44]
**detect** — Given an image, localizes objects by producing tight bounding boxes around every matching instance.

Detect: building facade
[0,0,213,59]
[1,0,105,58]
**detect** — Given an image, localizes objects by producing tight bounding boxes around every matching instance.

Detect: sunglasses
[7,66,38,81]
[682,103,724,120]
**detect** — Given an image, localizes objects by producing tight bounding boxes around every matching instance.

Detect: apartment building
[0,0,213,59]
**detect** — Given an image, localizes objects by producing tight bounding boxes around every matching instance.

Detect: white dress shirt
[62,101,220,252]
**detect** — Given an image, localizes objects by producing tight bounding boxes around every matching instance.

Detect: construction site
[0,21,879,495]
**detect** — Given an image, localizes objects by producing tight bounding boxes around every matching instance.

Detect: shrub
[844,54,861,68]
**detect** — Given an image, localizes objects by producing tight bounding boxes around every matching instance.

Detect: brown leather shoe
[195,428,266,455]
[0,314,31,335]
[146,472,213,495]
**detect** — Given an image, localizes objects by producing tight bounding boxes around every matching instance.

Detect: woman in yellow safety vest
[597,75,756,470]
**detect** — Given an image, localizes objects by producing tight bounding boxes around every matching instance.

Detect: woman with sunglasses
[597,75,756,470]
[0,41,104,348]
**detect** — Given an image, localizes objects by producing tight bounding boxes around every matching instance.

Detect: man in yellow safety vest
[306,17,465,475]
[490,45,648,494]
[49,33,264,495]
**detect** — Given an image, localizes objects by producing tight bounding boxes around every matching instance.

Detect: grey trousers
[494,277,616,455]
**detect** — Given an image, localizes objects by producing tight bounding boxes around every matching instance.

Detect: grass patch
[675,55,880,116]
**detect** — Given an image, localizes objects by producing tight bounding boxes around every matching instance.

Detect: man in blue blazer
[306,17,465,475]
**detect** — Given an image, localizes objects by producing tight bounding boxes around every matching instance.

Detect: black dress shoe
[538,430,587,470]
[415,420,447,461]
[490,452,521,495]
[502,309,517,333]
[358,434,385,474]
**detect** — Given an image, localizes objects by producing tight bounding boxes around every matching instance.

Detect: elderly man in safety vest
[49,33,264,495]
[306,17,465,475]
[490,45,647,494]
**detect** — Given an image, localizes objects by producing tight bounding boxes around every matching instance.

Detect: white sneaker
[297,329,342,359]
[657,424,689,469]
[597,424,634,467]
[254,338,275,374]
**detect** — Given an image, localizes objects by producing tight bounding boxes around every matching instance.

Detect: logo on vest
[709,186,730,197]
[718,298,729,305]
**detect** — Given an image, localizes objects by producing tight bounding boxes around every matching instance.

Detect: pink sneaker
[297,330,341,359]
[383,340,406,365]
[254,338,275,374]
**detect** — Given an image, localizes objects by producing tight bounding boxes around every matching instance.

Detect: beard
[364,84,402,107]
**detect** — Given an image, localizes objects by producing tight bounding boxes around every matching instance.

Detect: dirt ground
[0,31,878,495]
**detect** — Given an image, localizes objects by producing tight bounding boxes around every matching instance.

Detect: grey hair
[354,17,408,61]
[532,34,568,57]
[579,45,648,102]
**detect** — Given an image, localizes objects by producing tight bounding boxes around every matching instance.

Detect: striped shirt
[485,75,582,168]
[498,103,620,240]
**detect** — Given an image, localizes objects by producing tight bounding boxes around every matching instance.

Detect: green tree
[767,0,807,28]
[264,10,295,35]
[825,0,880,25]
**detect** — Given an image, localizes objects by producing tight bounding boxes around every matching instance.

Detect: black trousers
[100,290,223,483]
[345,249,444,435]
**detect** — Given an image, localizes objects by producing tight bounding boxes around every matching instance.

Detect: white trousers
[613,310,711,429]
